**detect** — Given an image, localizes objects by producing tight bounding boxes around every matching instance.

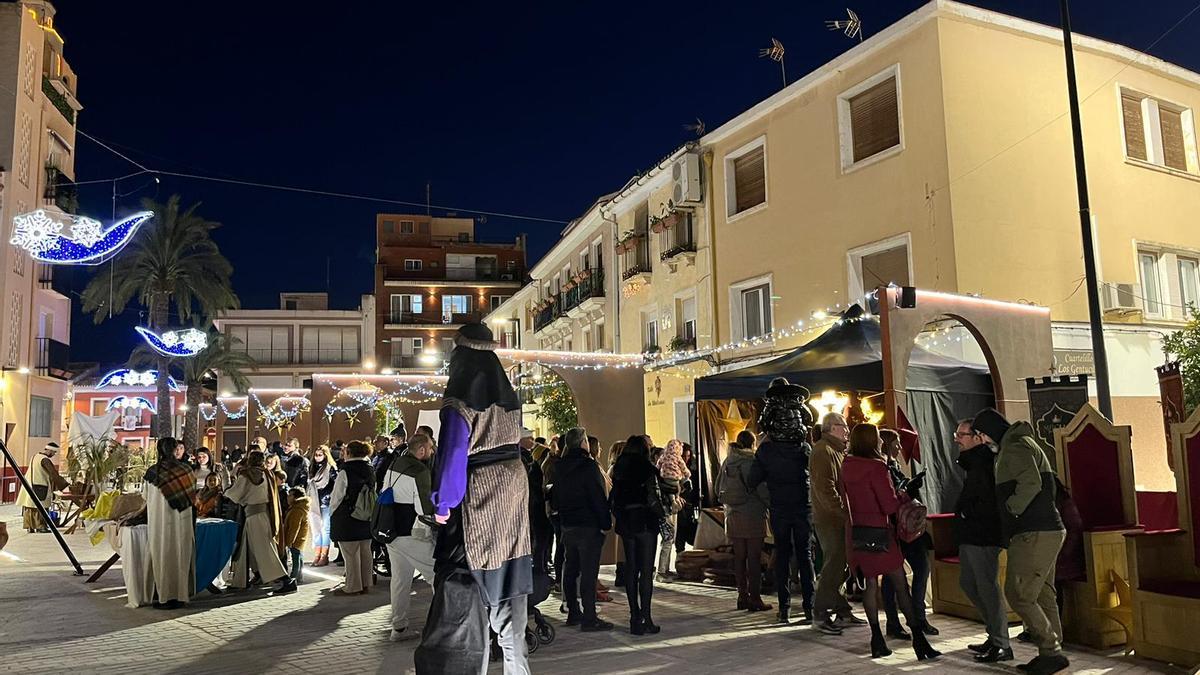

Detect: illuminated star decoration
[106,396,157,414]
[136,327,208,357]
[346,411,360,428]
[11,210,153,265]
[97,368,182,391]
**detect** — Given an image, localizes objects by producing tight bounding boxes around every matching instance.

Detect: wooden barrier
[1124,407,1200,668]
[1053,405,1141,649]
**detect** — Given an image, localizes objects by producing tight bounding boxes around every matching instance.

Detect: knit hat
[972,408,1011,443]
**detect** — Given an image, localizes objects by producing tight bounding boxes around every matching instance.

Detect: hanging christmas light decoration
[136,326,208,357]
[217,396,249,420]
[10,210,153,265]
[97,368,181,391]
[105,396,157,414]
[251,392,311,430]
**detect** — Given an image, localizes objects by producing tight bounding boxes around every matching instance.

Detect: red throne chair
[1124,406,1200,667]
[1053,404,1141,648]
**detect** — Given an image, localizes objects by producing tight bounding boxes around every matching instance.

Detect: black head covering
[758,377,814,444]
[443,323,521,412]
[972,407,1011,443]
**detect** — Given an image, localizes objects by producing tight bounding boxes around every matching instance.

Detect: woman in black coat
[610,435,664,635]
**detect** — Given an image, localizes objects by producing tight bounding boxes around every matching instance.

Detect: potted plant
[668,335,696,352]
[649,214,666,234]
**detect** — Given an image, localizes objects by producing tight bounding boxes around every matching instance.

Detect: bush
[1163,307,1200,414]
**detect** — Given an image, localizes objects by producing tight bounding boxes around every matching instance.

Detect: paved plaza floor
[0,506,1188,674]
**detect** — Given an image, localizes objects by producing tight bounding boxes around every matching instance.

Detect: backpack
[350,482,376,522]
[718,461,750,506]
[896,494,928,543]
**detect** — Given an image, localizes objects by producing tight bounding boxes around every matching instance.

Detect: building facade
[0,1,79,502]
[374,214,525,372]
[70,369,188,450]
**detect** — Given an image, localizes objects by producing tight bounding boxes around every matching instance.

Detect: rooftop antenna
[683,118,706,137]
[825,8,863,41]
[425,181,431,216]
[758,38,787,87]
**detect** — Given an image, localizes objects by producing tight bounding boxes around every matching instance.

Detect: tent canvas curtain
[696,399,759,506]
[905,389,994,514]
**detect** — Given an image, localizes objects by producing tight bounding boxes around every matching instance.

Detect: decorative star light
[106,396,157,414]
[10,210,63,252]
[136,327,208,357]
[10,210,153,265]
[97,368,182,391]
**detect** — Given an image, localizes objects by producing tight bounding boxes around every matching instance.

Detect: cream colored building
[0,1,80,501]
[692,0,1200,490]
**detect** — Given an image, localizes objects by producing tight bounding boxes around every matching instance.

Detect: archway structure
[879,287,1053,423]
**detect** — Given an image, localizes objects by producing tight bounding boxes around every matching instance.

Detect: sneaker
[581,618,614,632]
[273,578,298,595]
[815,618,844,635]
[389,629,418,642]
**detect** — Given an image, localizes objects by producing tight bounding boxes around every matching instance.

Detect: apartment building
[0,1,80,502]
[374,214,525,371]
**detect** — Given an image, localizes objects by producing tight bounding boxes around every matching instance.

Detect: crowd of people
[15,322,1080,675]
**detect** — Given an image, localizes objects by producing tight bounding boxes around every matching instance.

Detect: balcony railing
[660,214,697,261]
[383,266,521,282]
[533,296,562,333]
[233,348,361,366]
[42,77,75,124]
[390,355,432,369]
[621,240,652,280]
[562,269,605,313]
[35,338,71,380]
[386,311,482,326]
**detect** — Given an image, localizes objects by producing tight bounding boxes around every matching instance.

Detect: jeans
[562,526,604,621]
[622,531,658,623]
[814,518,852,619]
[771,511,815,613]
[958,544,1010,649]
[1006,530,1066,656]
[882,537,930,627]
[657,514,677,575]
[313,505,332,547]
[387,535,436,631]
[288,547,302,583]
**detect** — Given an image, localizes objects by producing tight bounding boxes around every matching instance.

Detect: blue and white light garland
[250,392,311,431]
[10,210,153,265]
[136,326,208,357]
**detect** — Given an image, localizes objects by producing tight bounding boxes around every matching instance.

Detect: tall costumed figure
[415,323,532,675]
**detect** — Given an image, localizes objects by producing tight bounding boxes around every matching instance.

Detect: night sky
[55,0,1200,364]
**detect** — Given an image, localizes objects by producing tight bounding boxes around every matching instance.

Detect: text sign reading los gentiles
[1053,349,1095,377]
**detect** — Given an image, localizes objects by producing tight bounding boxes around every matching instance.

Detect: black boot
[870,624,892,658]
[776,606,790,624]
[886,623,911,639]
[641,614,661,634]
[912,627,941,661]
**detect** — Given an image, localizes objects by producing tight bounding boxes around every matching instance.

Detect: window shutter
[1159,106,1187,171]
[1121,92,1147,160]
[850,77,900,162]
[733,146,766,213]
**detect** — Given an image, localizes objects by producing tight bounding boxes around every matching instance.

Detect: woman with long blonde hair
[306,444,339,566]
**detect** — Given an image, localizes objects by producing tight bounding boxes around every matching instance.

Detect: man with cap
[17,442,68,533]
[972,408,1067,675]
[415,323,531,674]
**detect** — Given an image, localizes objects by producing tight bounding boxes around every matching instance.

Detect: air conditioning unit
[672,152,702,204]
[1100,282,1141,312]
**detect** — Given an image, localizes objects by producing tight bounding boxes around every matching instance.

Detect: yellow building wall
[709,20,958,353]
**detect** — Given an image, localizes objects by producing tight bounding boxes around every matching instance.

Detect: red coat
[840,455,904,577]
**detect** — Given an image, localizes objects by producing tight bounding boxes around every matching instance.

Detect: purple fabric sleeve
[431,408,471,518]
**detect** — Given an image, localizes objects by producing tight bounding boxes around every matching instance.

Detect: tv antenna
[758,38,787,87]
[826,8,863,41]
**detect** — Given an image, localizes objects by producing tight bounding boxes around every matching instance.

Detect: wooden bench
[1124,406,1200,668]
[1053,404,1142,649]
[928,513,1019,623]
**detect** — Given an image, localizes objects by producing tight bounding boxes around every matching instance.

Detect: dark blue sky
[57,0,1200,363]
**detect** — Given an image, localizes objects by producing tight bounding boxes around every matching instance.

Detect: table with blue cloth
[195,518,238,592]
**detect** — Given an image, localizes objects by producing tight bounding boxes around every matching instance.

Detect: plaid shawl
[146,458,197,513]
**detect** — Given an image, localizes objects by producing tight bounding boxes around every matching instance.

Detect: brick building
[374,214,525,371]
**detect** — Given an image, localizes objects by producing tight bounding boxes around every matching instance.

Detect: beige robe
[226,474,288,587]
[142,481,195,603]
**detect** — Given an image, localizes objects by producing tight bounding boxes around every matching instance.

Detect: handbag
[850,525,892,552]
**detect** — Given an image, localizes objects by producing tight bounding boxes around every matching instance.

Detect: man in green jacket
[972,408,1068,675]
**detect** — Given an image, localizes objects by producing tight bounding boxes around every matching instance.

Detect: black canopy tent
[694,305,994,512]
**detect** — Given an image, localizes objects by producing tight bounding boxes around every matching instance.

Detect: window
[643,313,659,351]
[847,234,911,299]
[730,275,773,341]
[390,293,423,320]
[441,337,455,354]
[383,219,396,233]
[1122,88,1197,173]
[300,327,359,364]
[725,138,766,217]
[227,325,290,364]
[284,299,297,310]
[1139,252,1163,316]
[29,396,53,437]
[680,295,698,343]
[490,295,511,311]
[594,321,605,351]
[400,220,415,234]
[404,259,423,272]
[442,294,471,320]
[838,66,903,170]
[582,326,591,352]
[1180,257,1200,311]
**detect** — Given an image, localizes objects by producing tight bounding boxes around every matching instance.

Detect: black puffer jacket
[610,452,661,537]
[747,439,812,516]
[549,448,611,531]
[953,445,1004,547]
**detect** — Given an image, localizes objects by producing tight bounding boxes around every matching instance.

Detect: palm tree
[81,195,238,437]
[129,332,255,450]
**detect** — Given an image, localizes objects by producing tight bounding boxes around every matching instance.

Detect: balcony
[382,267,522,284]
[234,348,362,366]
[660,213,697,266]
[42,77,76,125]
[386,311,482,328]
[562,269,605,318]
[37,264,70,298]
[533,296,562,333]
[35,338,71,380]
[390,355,436,370]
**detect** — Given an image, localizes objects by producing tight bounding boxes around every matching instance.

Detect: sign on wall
[1052,349,1095,377]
